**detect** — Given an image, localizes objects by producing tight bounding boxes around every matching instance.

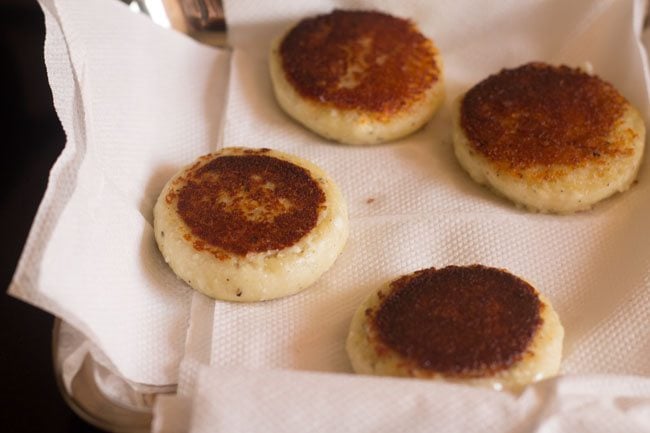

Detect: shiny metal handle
[179,0,225,31]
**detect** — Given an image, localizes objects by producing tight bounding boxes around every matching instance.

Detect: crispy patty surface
[453,63,645,213]
[370,265,542,377]
[173,150,325,257]
[279,9,441,120]
[154,147,349,302]
[347,265,564,389]
[270,9,445,145]
[460,63,630,177]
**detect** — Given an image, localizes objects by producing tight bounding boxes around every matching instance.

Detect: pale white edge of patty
[269,31,445,146]
[346,275,564,391]
[153,147,349,302]
[452,95,646,214]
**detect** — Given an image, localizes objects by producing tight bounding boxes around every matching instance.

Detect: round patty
[154,147,349,302]
[270,9,445,145]
[453,63,645,213]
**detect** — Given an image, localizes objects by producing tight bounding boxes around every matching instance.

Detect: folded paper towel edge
[5,0,171,389]
[191,364,650,395]
[7,0,232,389]
[8,0,88,310]
[150,365,650,433]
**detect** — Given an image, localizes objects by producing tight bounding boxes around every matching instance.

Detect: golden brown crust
[170,149,326,256]
[279,9,441,120]
[460,63,631,179]
[366,265,543,378]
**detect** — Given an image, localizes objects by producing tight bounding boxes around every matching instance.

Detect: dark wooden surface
[0,1,105,432]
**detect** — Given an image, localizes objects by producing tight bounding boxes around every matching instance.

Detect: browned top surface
[279,9,440,118]
[460,63,630,171]
[175,151,325,256]
[370,265,543,377]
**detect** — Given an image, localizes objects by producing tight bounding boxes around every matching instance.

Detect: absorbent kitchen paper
[154,0,650,431]
[200,0,650,376]
[154,366,650,433]
[9,0,231,386]
[11,0,650,429]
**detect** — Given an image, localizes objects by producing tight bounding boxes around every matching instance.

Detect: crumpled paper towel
[154,0,650,431]
[10,0,650,429]
[155,366,650,433]
[207,0,650,375]
[8,0,230,386]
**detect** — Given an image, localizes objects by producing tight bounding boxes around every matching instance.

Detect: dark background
[1,0,104,431]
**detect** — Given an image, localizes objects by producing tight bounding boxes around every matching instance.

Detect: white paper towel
[197,0,650,375]
[155,0,650,430]
[155,366,650,433]
[8,0,231,385]
[9,0,650,429]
